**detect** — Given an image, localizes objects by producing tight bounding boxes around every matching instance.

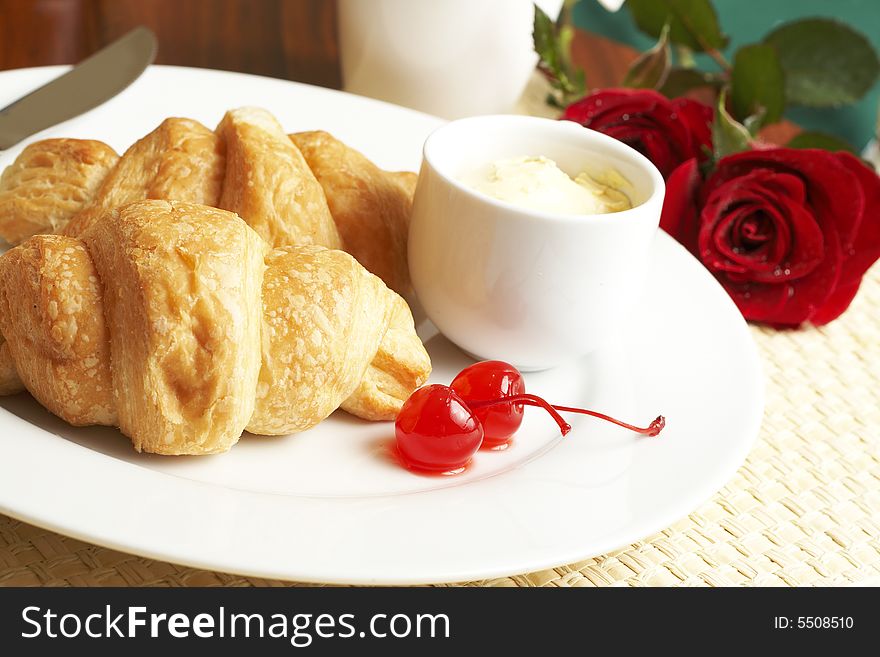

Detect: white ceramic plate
[0,66,764,584]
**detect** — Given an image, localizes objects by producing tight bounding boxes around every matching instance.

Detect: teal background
[573,0,880,148]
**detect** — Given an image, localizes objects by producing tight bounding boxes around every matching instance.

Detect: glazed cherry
[394,362,665,476]
[395,384,484,474]
[451,360,526,448]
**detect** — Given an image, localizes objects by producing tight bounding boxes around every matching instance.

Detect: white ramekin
[408,115,665,370]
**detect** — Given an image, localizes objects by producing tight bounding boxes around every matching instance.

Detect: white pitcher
[338,0,564,118]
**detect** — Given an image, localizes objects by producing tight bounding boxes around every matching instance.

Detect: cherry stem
[552,405,665,437]
[467,395,665,438]
[468,394,572,436]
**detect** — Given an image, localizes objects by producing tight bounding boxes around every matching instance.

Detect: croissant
[62,117,226,237]
[0,109,422,397]
[0,117,227,393]
[0,200,430,455]
[0,342,22,395]
[0,138,119,243]
[218,108,342,250]
[291,130,417,295]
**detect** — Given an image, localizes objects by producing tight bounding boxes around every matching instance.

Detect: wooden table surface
[0,0,342,87]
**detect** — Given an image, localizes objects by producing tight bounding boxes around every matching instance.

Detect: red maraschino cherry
[395,362,665,475]
[395,384,484,474]
[451,360,526,449]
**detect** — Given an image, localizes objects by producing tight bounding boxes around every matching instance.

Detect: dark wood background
[0,0,343,87]
[0,0,639,90]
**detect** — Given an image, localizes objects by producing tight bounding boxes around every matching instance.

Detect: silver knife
[0,27,158,150]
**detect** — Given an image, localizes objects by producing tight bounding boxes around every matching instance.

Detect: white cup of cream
[409,115,665,371]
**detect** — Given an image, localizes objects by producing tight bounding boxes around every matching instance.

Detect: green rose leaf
[713,89,752,159]
[658,68,720,97]
[534,4,562,77]
[623,23,671,89]
[627,0,728,52]
[787,131,858,154]
[763,18,880,107]
[533,4,585,105]
[731,44,785,127]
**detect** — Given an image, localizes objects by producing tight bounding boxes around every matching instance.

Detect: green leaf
[730,44,785,127]
[763,18,880,107]
[658,68,720,97]
[787,131,858,154]
[623,23,671,89]
[534,4,559,71]
[627,0,728,53]
[533,4,586,105]
[712,89,752,159]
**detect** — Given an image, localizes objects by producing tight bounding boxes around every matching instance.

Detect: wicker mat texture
[0,260,878,587]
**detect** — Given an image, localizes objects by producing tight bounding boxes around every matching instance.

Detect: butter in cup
[460,155,633,215]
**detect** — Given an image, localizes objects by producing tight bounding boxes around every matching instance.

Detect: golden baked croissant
[0,110,422,397]
[62,117,225,237]
[0,200,430,455]
[0,342,22,396]
[0,138,119,243]
[291,130,417,295]
[218,108,342,250]
[0,117,227,393]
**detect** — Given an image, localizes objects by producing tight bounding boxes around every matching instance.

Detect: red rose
[561,88,712,178]
[661,149,880,327]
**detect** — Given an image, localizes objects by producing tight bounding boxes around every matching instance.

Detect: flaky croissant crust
[0,201,430,455]
[0,107,422,405]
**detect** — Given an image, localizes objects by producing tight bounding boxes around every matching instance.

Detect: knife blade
[0,26,158,150]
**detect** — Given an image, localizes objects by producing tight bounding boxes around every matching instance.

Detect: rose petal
[772,224,842,326]
[719,277,791,323]
[715,203,783,273]
[622,130,677,177]
[808,154,880,326]
[757,169,807,205]
[576,110,688,176]
[703,203,765,274]
[562,90,659,126]
[671,98,713,159]
[713,208,782,275]
[834,153,880,284]
[809,277,861,326]
[764,191,824,280]
[659,158,702,253]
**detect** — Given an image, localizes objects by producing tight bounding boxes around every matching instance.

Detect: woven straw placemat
[1,261,878,587]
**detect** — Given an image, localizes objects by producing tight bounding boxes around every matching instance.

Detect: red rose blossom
[561,88,712,178]
[661,149,880,327]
